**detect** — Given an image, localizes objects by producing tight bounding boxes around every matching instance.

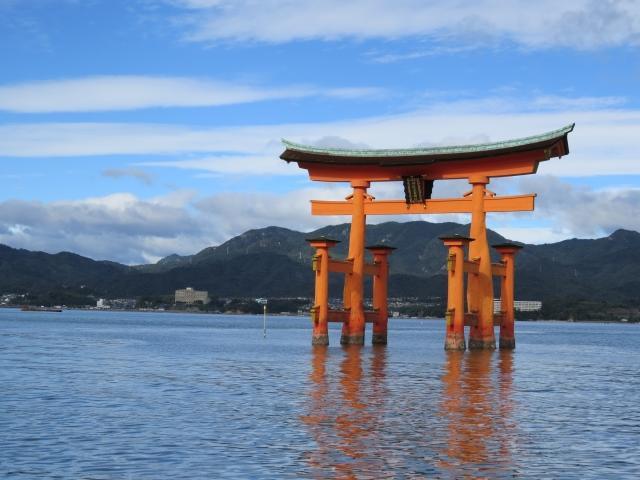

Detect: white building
[96,298,109,309]
[175,287,210,305]
[494,299,542,313]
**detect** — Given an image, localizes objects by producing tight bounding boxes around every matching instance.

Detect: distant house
[175,287,210,305]
[96,298,136,309]
[494,299,542,313]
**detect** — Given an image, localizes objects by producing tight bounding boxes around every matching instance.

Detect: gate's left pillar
[367,245,395,345]
[440,235,473,351]
[307,237,340,345]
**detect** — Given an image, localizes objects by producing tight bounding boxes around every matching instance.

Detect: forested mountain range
[1,221,639,318]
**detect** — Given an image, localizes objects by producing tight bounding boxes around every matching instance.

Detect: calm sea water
[1,309,639,479]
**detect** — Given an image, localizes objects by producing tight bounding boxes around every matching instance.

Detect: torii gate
[280,124,574,350]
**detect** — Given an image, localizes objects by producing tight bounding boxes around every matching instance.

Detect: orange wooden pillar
[467,175,496,350]
[441,235,473,350]
[493,243,523,350]
[307,237,340,345]
[367,245,395,345]
[341,180,369,345]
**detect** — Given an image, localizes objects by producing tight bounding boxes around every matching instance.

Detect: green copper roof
[281,123,574,158]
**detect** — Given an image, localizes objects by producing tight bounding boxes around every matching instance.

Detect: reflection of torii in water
[300,346,517,477]
[281,125,574,349]
[438,351,516,476]
[300,345,390,478]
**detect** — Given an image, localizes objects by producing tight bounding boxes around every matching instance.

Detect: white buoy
[263,304,267,338]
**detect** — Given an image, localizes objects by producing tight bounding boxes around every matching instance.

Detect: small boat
[21,305,63,312]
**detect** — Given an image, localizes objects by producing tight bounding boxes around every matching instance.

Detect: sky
[0,0,639,264]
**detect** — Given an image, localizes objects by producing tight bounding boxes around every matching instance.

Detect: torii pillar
[467,175,496,350]
[493,243,523,350]
[341,180,370,345]
[308,237,340,346]
[441,235,473,351]
[367,245,395,345]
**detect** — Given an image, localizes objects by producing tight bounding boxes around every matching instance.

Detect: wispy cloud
[139,154,301,176]
[0,75,384,113]
[102,167,155,185]
[367,45,480,64]
[164,0,640,50]
[531,95,626,110]
[2,96,640,177]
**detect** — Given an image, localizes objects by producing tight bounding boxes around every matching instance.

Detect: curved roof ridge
[282,123,574,158]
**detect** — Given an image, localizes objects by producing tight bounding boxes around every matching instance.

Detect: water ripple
[0,310,638,478]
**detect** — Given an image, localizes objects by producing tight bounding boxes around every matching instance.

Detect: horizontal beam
[328,259,352,274]
[327,259,380,276]
[363,263,381,276]
[311,194,535,216]
[463,260,480,274]
[492,263,506,277]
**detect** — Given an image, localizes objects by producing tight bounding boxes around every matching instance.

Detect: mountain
[514,230,640,302]
[0,244,126,293]
[1,222,639,314]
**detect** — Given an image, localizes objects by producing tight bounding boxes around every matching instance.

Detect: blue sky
[1,0,639,264]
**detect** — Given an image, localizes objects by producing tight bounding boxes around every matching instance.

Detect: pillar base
[340,334,364,345]
[444,334,466,351]
[499,337,515,350]
[312,334,329,346]
[372,333,387,345]
[468,337,496,350]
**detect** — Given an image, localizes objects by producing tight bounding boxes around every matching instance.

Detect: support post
[341,180,370,345]
[467,176,496,350]
[493,243,523,350]
[440,235,473,350]
[367,245,395,345]
[307,237,340,345]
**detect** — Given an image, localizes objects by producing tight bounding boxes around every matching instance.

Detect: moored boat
[21,305,63,312]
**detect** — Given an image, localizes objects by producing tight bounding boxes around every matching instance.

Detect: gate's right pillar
[467,175,496,350]
[367,245,395,345]
[493,243,523,350]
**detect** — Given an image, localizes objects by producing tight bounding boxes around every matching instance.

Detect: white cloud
[0,187,343,263]
[0,176,637,263]
[165,0,640,49]
[0,75,383,113]
[2,98,640,177]
[0,192,206,264]
[519,175,640,237]
[0,122,271,156]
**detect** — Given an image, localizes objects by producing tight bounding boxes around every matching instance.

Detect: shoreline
[3,305,637,324]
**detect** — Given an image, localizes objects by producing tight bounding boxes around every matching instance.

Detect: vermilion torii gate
[280,124,574,350]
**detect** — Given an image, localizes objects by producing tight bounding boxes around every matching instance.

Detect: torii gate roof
[281,123,574,181]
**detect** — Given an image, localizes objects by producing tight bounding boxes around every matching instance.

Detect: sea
[1,309,639,479]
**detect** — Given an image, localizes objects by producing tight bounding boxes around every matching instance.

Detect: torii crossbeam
[281,124,574,350]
